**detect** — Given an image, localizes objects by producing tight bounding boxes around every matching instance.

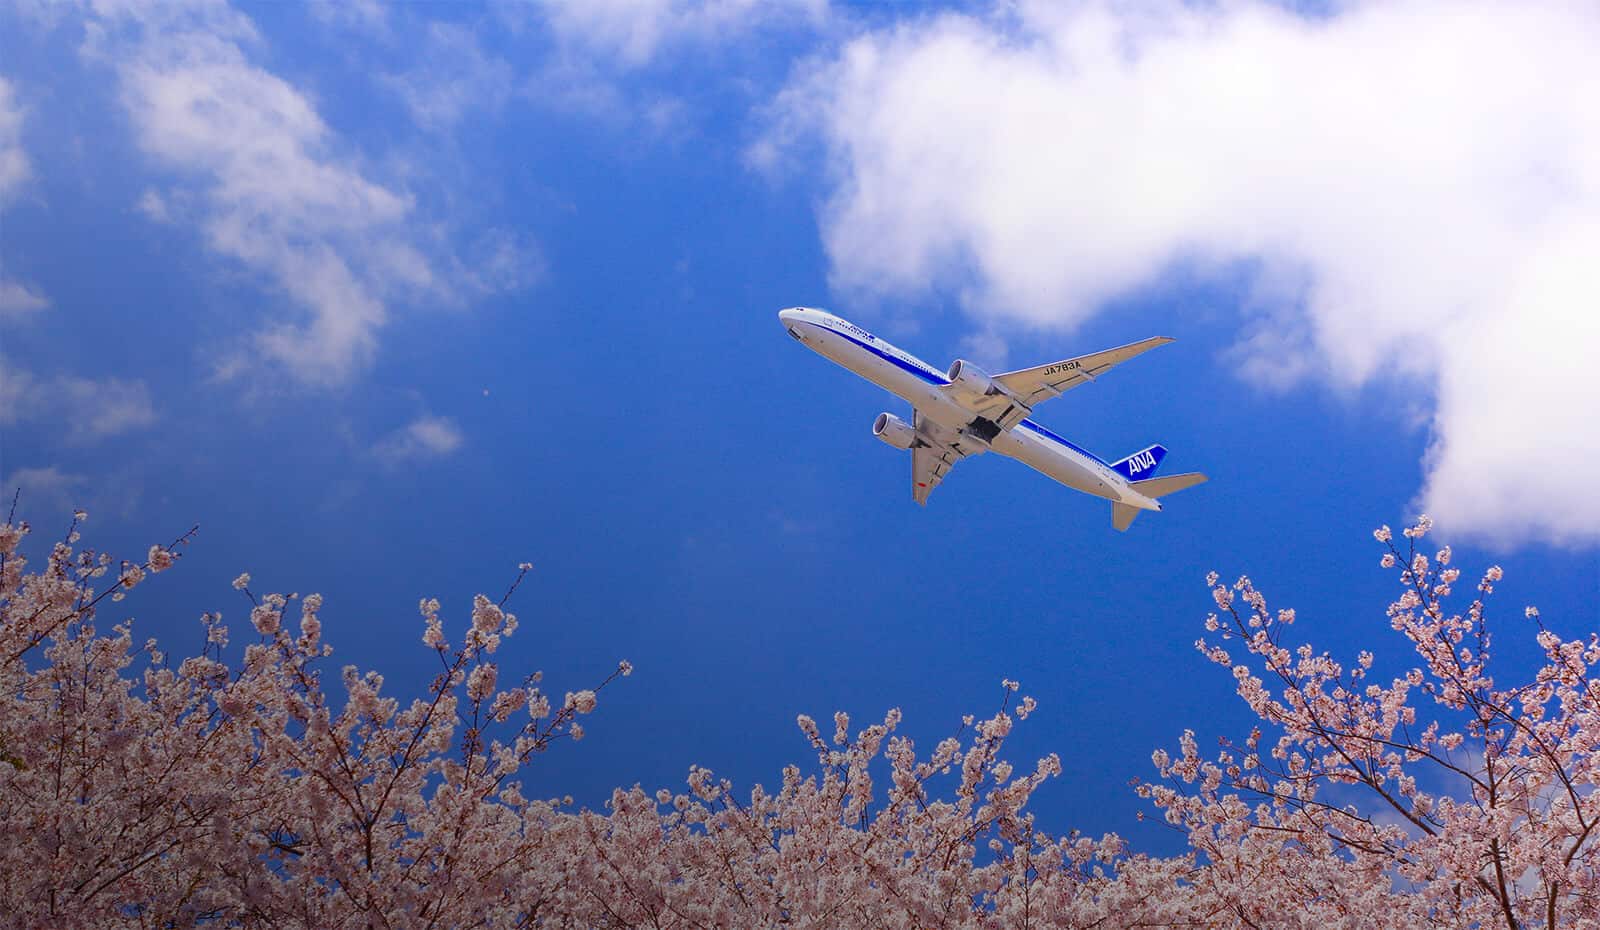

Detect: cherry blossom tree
[0,510,626,927]
[1141,517,1600,930]
[0,507,1586,929]
[546,519,1593,930]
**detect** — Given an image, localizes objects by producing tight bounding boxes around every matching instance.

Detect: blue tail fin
[1110,443,1167,480]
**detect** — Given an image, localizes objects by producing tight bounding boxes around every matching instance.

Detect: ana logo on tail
[1110,444,1168,480]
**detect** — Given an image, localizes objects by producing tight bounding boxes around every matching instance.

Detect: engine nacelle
[946,359,1001,399]
[872,412,918,450]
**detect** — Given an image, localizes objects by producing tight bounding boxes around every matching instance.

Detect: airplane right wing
[911,410,976,506]
[994,336,1174,407]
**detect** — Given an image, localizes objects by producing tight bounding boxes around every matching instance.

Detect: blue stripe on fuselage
[818,321,1110,468]
[820,324,947,384]
[1014,420,1109,467]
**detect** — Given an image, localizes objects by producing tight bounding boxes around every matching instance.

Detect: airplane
[778,307,1207,531]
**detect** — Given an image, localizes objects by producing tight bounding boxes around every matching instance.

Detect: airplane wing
[993,336,1174,407]
[911,411,973,505]
[939,380,1032,432]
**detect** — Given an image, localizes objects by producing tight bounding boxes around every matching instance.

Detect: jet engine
[946,359,1002,399]
[872,412,918,450]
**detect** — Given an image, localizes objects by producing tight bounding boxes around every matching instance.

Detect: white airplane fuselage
[779,307,1162,511]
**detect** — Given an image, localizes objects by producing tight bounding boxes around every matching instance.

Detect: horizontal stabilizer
[1112,503,1141,532]
[1130,472,1208,499]
[1110,443,1167,480]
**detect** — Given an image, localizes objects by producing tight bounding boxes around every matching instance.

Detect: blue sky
[2,0,1596,852]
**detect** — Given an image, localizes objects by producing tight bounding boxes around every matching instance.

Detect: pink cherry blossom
[1,510,1588,928]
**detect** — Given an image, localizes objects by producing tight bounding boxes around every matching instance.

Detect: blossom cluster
[0,510,1587,928]
[0,513,625,927]
[1152,516,1598,927]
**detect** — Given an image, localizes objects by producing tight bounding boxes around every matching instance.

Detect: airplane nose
[779,308,809,341]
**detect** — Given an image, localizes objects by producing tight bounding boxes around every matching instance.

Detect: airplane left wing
[994,336,1174,407]
[911,411,975,505]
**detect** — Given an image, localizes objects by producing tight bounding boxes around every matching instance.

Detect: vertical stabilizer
[1110,444,1168,480]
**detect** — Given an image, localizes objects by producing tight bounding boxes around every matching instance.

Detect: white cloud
[0,358,31,423]
[0,279,47,320]
[373,414,464,465]
[957,327,1010,371]
[100,8,411,385]
[518,57,688,137]
[512,0,829,137]
[0,355,157,442]
[0,466,86,514]
[57,375,158,441]
[385,22,512,130]
[0,76,29,203]
[534,0,829,68]
[769,0,1600,547]
[306,0,389,35]
[79,1,524,388]
[135,187,170,223]
[0,76,47,318]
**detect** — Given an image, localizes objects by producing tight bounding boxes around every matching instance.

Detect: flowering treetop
[0,510,1583,929]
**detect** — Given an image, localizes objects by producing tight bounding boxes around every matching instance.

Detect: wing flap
[910,410,975,505]
[912,444,958,505]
